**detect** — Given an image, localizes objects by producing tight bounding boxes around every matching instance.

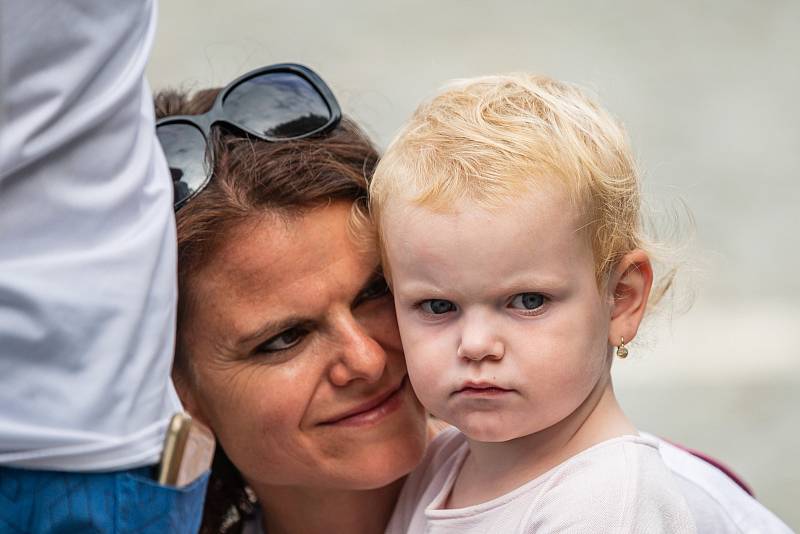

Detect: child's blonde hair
[371,73,668,297]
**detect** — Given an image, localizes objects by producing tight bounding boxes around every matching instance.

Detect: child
[370,74,697,533]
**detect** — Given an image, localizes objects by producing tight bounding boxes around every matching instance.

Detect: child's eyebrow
[392,279,450,297]
[493,273,569,292]
[394,273,570,298]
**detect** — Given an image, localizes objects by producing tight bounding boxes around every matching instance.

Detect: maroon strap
[664,439,755,497]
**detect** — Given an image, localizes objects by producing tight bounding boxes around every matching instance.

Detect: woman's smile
[319,376,410,427]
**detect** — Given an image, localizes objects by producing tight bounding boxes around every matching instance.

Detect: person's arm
[0,0,179,472]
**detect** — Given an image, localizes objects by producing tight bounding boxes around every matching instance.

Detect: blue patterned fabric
[0,466,208,533]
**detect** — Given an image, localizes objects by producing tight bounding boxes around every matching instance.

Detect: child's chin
[458,423,522,443]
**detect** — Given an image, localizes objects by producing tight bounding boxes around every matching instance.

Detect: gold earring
[616,337,629,359]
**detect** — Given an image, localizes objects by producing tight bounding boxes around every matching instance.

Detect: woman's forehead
[188,203,376,320]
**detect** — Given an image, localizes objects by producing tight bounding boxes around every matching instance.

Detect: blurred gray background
[147,0,799,528]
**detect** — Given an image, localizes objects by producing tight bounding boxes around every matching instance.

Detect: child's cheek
[403,337,448,411]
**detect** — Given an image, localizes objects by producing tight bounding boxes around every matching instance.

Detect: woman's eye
[420,299,456,315]
[358,277,390,302]
[256,327,307,353]
[509,293,546,311]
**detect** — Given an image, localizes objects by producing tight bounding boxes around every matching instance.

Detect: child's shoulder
[555,432,664,478]
[408,425,467,494]
[525,434,697,533]
[386,426,467,534]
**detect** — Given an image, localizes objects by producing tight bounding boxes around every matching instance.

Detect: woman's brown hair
[155,87,380,533]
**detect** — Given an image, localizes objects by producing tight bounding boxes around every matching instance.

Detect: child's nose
[457,341,505,361]
[456,315,505,362]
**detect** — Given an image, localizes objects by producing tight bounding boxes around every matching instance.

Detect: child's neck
[446,375,635,509]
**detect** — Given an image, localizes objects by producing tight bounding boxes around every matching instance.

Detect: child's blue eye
[509,293,545,310]
[420,299,456,314]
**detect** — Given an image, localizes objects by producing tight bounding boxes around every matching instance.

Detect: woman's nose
[456,312,505,362]
[328,315,387,386]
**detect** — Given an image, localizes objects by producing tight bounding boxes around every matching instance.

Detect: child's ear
[608,250,653,346]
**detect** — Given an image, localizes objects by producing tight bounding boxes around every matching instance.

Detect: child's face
[383,186,614,442]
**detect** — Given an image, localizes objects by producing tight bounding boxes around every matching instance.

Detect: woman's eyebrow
[234,269,384,346]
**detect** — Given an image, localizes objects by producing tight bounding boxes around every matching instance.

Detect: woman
[156,73,428,533]
[155,67,791,534]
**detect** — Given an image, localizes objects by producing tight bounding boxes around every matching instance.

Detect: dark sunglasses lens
[223,72,332,138]
[156,123,207,208]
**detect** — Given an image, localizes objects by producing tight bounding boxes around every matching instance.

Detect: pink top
[387,428,697,534]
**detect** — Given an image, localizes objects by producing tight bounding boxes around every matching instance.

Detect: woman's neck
[251,476,405,534]
[448,375,636,508]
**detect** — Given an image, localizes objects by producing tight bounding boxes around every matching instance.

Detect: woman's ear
[608,249,653,346]
[172,369,210,427]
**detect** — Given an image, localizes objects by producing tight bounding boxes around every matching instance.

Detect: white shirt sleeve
[651,434,794,534]
[0,0,181,471]
[517,437,698,534]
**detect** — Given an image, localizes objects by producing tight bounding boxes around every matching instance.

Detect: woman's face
[177,202,427,490]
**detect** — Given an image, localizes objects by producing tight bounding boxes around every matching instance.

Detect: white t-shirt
[0,0,181,470]
[649,433,793,533]
[387,428,697,534]
[239,429,792,533]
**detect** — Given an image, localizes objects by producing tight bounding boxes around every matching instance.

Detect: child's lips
[452,380,514,396]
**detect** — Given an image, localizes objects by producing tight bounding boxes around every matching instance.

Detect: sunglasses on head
[156,63,342,211]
